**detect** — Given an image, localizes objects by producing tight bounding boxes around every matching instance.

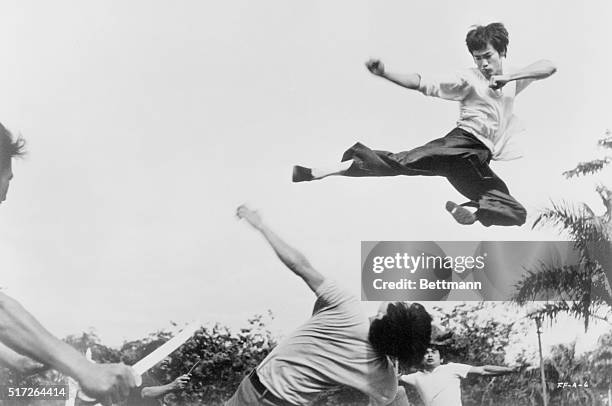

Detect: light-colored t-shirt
[401,363,472,406]
[256,279,397,405]
[418,68,532,161]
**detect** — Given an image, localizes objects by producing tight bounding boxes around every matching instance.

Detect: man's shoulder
[441,362,474,377]
[315,279,358,306]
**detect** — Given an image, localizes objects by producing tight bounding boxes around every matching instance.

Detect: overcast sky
[1,0,610,354]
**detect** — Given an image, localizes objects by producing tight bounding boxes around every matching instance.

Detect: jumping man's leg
[475,188,527,227]
[445,201,477,225]
[292,161,353,182]
[292,130,474,183]
[446,158,526,227]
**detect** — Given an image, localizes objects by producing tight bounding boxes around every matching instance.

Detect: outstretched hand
[236,205,264,230]
[172,374,191,390]
[365,59,385,76]
[78,363,140,406]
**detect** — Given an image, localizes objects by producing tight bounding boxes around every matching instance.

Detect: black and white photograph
[1,1,611,405]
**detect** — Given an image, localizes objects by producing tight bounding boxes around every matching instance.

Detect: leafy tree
[122,313,277,406]
[0,314,277,406]
[546,342,595,406]
[64,329,121,363]
[514,130,612,330]
[587,332,612,406]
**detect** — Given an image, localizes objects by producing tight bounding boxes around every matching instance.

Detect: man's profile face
[0,158,13,204]
[422,347,442,368]
[471,42,503,79]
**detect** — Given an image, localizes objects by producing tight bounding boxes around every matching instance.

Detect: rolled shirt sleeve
[418,72,472,101]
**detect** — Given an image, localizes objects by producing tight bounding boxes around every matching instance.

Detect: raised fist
[365,59,385,76]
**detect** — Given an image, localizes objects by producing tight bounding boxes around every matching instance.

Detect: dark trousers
[341,128,527,227]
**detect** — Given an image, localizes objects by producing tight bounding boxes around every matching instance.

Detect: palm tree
[513,130,612,331]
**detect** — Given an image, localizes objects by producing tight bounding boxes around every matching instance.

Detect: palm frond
[532,201,607,241]
[598,129,612,149]
[514,264,589,302]
[563,157,611,179]
[514,262,611,331]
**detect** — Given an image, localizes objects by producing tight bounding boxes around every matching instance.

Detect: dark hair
[0,123,26,163]
[426,346,443,359]
[368,302,432,367]
[465,23,509,57]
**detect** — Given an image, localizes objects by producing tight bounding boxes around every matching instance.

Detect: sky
[1,0,611,356]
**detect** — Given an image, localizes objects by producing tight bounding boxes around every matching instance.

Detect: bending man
[230,205,433,405]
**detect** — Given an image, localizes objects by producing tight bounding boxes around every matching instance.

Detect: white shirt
[402,363,472,406]
[418,68,532,161]
[257,279,397,405]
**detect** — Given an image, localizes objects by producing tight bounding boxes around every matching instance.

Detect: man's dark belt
[248,370,296,406]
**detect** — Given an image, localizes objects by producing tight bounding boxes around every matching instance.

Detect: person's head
[422,347,443,370]
[369,302,432,367]
[465,22,508,79]
[0,124,25,204]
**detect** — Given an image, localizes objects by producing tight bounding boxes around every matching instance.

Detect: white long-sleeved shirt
[418,68,532,161]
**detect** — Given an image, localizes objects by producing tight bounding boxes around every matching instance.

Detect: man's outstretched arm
[141,374,190,399]
[490,60,557,92]
[0,292,139,404]
[365,59,421,90]
[468,365,520,376]
[0,341,46,374]
[236,205,325,293]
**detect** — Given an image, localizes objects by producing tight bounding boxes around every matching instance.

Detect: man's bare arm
[0,292,93,377]
[468,365,520,376]
[141,384,175,399]
[0,341,45,374]
[0,292,138,404]
[236,205,325,293]
[141,374,190,399]
[366,59,421,90]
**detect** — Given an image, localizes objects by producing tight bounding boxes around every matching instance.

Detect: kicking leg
[292,131,471,183]
[292,161,353,182]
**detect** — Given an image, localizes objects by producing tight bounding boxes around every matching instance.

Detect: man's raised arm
[365,59,422,91]
[236,205,325,293]
[0,292,139,405]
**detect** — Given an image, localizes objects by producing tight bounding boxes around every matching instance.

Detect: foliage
[1,307,610,406]
[152,314,276,405]
[514,130,612,330]
[399,303,609,406]
[0,314,276,406]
